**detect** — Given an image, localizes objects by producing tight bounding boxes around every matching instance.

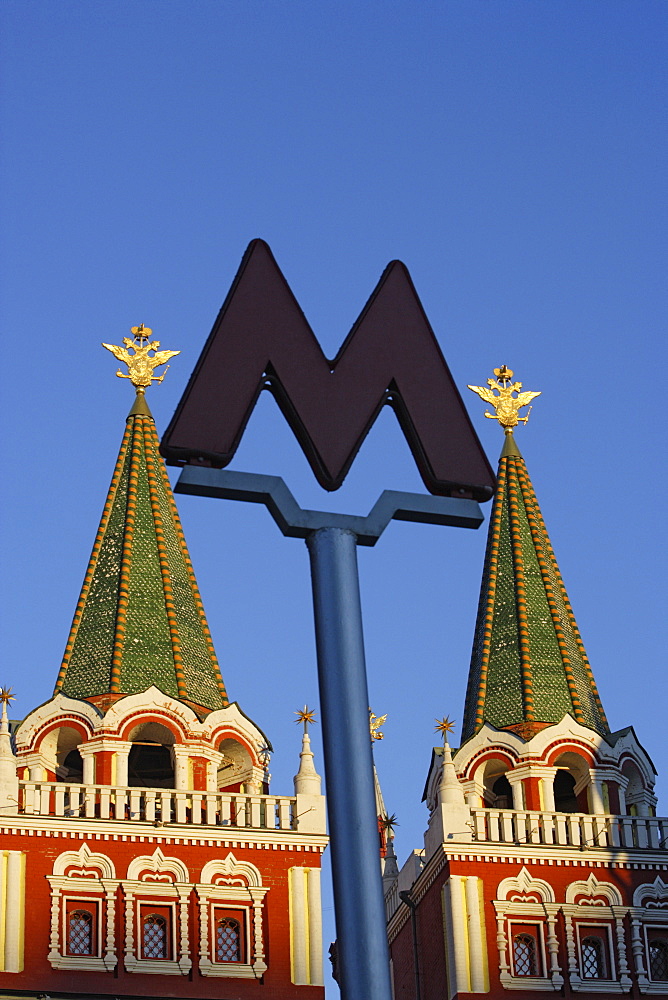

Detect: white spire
[0,695,18,815]
[424,740,472,857]
[294,731,322,796]
[438,740,467,807]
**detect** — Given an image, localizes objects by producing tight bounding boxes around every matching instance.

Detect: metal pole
[306,527,393,1000]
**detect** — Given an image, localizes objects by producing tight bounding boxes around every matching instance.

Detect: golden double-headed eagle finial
[369,709,387,742]
[468,366,540,431]
[102,324,180,392]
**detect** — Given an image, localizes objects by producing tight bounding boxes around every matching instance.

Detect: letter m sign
[161,240,495,501]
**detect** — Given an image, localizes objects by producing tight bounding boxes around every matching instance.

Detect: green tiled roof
[54,393,228,713]
[461,431,609,741]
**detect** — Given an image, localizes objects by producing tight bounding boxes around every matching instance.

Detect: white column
[290,868,307,984]
[28,763,44,781]
[173,748,189,790]
[307,868,324,986]
[589,779,606,815]
[540,769,557,812]
[115,743,131,786]
[465,876,486,992]
[508,775,524,810]
[81,751,95,785]
[4,851,24,972]
[446,876,469,994]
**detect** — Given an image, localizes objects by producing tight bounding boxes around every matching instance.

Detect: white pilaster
[307,868,324,986]
[465,876,487,992]
[3,851,24,973]
[289,867,308,984]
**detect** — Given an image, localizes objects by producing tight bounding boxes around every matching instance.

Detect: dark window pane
[513,933,537,976]
[650,939,668,981]
[582,936,606,978]
[143,913,168,959]
[68,909,93,955]
[216,917,241,962]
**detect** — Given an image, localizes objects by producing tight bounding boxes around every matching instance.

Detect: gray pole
[307,527,393,1000]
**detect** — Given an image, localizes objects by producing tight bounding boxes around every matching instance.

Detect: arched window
[142,912,169,959]
[553,770,579,813]
[492,775,513,809]
[216,916,242,962]
[581,935,607,978]
[67,908,94,955]
[513,932,538,976]
[649,937,668,981]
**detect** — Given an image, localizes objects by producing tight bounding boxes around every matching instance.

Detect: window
[140,905,172,960]
[648,932,668,982]
[511,925,542,977]
[215,912,244,963]
[66,907,95,956]
[581,934,607,979]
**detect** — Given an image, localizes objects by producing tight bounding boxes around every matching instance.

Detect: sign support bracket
[176,466,483,1000]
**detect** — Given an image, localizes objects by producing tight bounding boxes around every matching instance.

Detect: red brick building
[385,399,666,998]
[0,354,327,999]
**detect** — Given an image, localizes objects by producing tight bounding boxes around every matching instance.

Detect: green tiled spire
[54,393,229,714]
[461,431,609,741]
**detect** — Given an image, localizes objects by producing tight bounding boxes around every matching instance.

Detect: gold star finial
[102,325,180,393]
[295,706,317,732]
[381,812,399,834]
[434,717,456,744]
[0,687,15,705]
[369,709,387,742]
[468,366,541,431]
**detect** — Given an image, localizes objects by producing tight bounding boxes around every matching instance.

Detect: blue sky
[1,3,665,993]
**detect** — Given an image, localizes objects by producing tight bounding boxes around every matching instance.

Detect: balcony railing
[470,807,668,851]
[18,780,297,831]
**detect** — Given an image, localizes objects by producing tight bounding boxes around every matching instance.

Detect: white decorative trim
[565,873,622,906]
[123,885,192,975]
[195,853,268,978]
[201,853,262,888]
[634,877,668,909]
[562,911,629,993]
[497,866,555,904]
[126,848,189,883]
[52,842,116,879]
[493,869,563,991]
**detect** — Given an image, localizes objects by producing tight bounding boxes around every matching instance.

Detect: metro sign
[161,240,494,501]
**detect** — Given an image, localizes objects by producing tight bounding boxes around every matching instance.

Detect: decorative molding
[126,847,189,883]
[53,842,116,879]
[497,866,555,904]
[195,853,268,979]
[565,874,623,906]
[633,877,668,909]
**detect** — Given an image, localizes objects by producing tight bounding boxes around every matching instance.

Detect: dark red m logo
[161,240,494,501]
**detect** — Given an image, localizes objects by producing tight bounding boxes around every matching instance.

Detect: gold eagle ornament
[468,366,540,429]
[102,324,180,391]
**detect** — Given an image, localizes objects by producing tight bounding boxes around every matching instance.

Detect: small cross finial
[295,705,317,733]
[468,367,541,431]
[102,326,180,393]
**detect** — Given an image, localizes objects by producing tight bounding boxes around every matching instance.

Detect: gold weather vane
[434,716,456,744]
[369,709,387,742]
[468,366,541,430]
[102,324,180,392]
[295,706,317,733]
